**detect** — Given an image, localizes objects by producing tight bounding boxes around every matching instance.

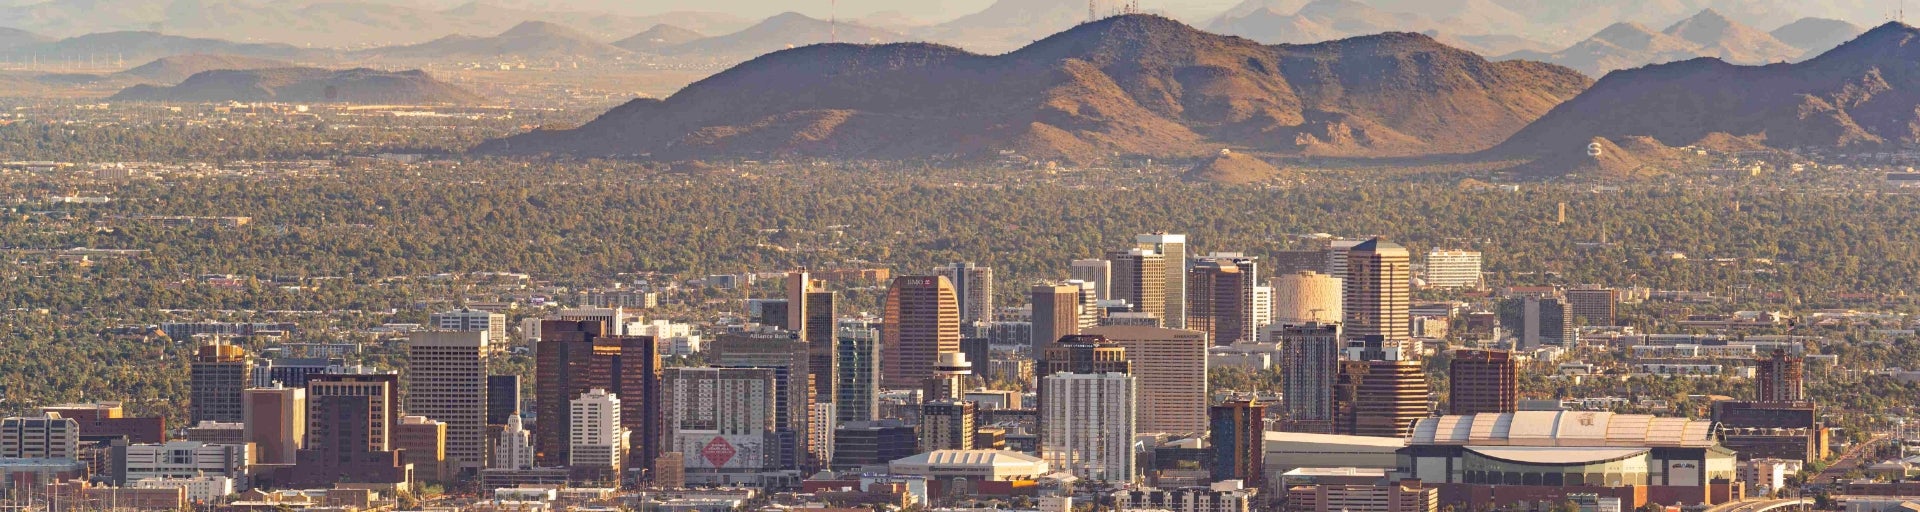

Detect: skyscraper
[1566,286,1621,327]
[926,352,972,402]
[1279,323,1341,433]
[430,308,508,345]
[1136,233,1188,329]
[835,322,881,424]
[486,375,520,426]
[494,414,533,470]
[786,271,839,405]
[1070,259,1112,301]
[1041,371,1136,483]
[533,320,659,470]
[191,343,253,424]
[1423,250,1484,290]
[405,330,490,475]
[937,263,995,327]
[1333,337,1429,438]
[1107,249,1167,323]
[242,384,304,465]
[1187,259,1250,345]
[569,389,626,477]
[881,275,961,389]
[660,367,780,487]
[305,369,399,452]
[1086,325,1208,435]
[1344,238,1412,350]
[393,415,448,484]
[1209,400,1266,489]
[919,400,975,452]
[1756,350,1804,403]
[1031,283,1087,360]
[1324,239,1365,281]
[1500,295,1576,350]
[1271,271,1343,328]
[712,332,815,471]
[1448,349,1518,415]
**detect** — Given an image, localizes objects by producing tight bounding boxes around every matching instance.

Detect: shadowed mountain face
[1771,17,1865,56]
[1496,22,1920,158]
[476,14,1590,163]
[110,67,481,104]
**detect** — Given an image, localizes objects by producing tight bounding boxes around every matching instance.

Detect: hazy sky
[610,0,1244,22]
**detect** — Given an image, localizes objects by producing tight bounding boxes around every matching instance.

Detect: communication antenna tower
[1089,0,1097,22]
[831,0,838,43]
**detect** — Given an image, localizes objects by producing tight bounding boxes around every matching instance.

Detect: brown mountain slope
[475,15,1591,163]
[1661,9,1799,65]
[1494,22,1920,158]
[116,54,292,84]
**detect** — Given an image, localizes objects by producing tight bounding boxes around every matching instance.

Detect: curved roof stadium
[1410,411,1716,448]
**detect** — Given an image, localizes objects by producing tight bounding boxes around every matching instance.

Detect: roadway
[1818,434,1893,484]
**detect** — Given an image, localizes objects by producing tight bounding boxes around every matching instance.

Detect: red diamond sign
[702,436,737,467]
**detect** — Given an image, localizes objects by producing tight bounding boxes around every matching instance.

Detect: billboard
[676,433,768,470]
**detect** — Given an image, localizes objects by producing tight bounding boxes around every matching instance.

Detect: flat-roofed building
[1400,411,1739,509]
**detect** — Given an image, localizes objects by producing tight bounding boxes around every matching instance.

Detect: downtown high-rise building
[405,330,490,476]
[1279,323,1341,433]
[1755,350,1804,403]
[569,388,627,476]
[1566,286,1621,326]
[1031,283,1089,359]
[835,322,881,424]
[1086,325,1208,435]
[1136,233,1188,329]
[880,275,961,389]
[919,400,976,452]
[1107,249,1167,323]
[306,369,400,452]
[1500,294,1576,350]
[430,308,508,345]
[926,352,973,402]
[242,384,304,465]
[1271,271,1343,329]
[1324,239,1366,280]
[1209,400,1267,490]
[1448,349,1518,415]
[936,263,995,327]
[712,332,816,471]
[1069,259,1112,301]
[1334,337,1430,438]
[1344,238,1412,350]
[494,414,533,470]
[1041,371,1136,483]
[533,320,660,470]
[1187,258,1251,346]
[1423,249,1484,289]
[785,271,839,405]
[660,367,780,486]
[191,343,253,424]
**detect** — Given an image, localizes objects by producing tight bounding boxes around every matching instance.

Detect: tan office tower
[306,370,399,452]
[1070,259,1111,301]
[1272,271,1344,327]
[1566,286,1620,327]
[1334,338,1430,438]
[1031,283,1087,359]
[393,415,448,484]
[405,330,490,475]
[1107,249,1166,323]
[242,384,305,465]
[1344,238,1412,352]
[881,275,961,389]
[1186,260,1249,346]
[785,271,839,404]
[937,263,995,327]
[1085,325,1209,435]
[1136,233,1188,329]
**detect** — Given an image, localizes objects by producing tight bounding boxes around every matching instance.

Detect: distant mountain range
[655,12,907,62]
[119,54,293,84]
[1499,10,1856,77]
[474,15,1591,162]
[353,20,632,61]
[1495,22,1920,172]
[110,67,480,104]
[0,31,325,65]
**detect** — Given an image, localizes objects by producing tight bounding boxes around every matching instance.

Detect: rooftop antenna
[831,0,838,43]
[1089,0,1097,22]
